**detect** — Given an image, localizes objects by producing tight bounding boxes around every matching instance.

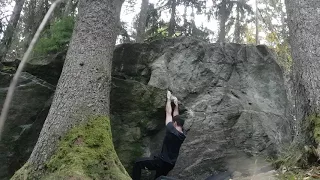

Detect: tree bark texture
[0,0,25,61]
[136,0,149,42]
[27,0,124,169]
[286,0,320,142]
[218,0,227,42]
[168,0,177,37]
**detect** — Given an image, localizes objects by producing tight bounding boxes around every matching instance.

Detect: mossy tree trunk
[13,0,127,178]
[286,0,320,148]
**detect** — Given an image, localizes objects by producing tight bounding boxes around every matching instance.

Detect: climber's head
[173,115,185,128]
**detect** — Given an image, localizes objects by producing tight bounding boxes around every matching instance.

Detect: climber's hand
[167,90,172,100]
[173,96,179,116]
[173,96,178,106]
[166,91,173,125]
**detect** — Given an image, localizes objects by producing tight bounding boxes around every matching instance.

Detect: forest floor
[277,166,320,180]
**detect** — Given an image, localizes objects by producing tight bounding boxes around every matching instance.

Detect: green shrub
[33,16,75,57]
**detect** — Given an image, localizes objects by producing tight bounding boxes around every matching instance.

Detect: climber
[132,91,186,180]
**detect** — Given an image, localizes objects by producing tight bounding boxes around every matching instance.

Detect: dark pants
[132,157,174,180]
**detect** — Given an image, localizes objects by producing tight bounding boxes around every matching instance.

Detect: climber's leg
[154,161,174,180]
[132,157,161,180]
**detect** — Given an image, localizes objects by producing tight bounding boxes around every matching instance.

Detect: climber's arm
[166,91,173,125]
[173,97,179,117]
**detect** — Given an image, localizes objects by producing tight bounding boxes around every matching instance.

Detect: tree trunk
[22,0,36,52]
[168,0,176,37]
[191,6,196,35]
[183,3,187,23]
[16,0,126,177]
[182,2,188,35]
[286,0,320,146]
[62,0,78,18]
[280,0,286,39]
[255,0,259,44]
[136,0,149,43]
[0,0,25,62]
[23,0,46,52]
[63,0,73,17]
[233,2,241,43]
[218,0,227,42]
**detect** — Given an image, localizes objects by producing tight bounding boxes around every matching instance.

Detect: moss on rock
[110,78,166,172]
[272,114,320,171]
[11,116,131,180]
[307,114,320,144]
[1,65,17,73]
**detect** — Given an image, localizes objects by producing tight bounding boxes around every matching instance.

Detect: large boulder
[0,72,54,180]
[1,52,65,85]
[0,37,293,180]
[112,37,293,179]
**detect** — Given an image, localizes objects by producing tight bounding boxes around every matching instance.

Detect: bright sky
[2,0,259,42]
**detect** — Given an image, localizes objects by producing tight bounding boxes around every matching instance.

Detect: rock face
[0,37,293,180]
[112,38,293,179]
[0,71,54,180]
[110,77,166,173]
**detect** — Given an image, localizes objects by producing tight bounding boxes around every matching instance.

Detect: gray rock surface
[0,72,54,180]
[110,77,166,173]
[112,37,293,179]
[0,37,292,180]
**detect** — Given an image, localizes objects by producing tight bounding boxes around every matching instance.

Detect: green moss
[272,144,306,169]
[32,16,74,61]
[111,116,144,173]
[277,170,306,180]
[271,115,320,173]
[43,116,130,180]
[276,167,320,180]
[114,141,144,173]
[307,114,320,144]
[11,116,130,180]
[1,65,16,73]
[110,78,166,173]
[12,116,127,180]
